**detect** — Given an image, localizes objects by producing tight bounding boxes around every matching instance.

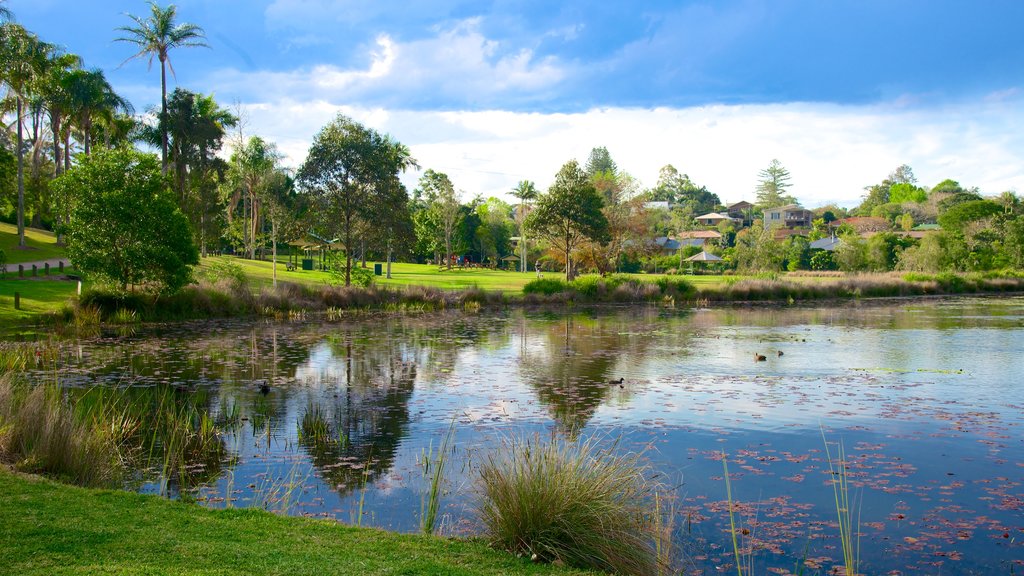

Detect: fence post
[59,261,64,273]
[18,264,23,277]
[32,264,37,277]
[14,292,20,310]
[44,262,49,276]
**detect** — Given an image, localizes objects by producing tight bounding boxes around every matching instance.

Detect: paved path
[2,258,71,277]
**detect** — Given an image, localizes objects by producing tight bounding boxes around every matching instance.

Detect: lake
[30,296,1024,574]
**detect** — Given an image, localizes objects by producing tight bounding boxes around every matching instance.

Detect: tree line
[3,2,1021,292]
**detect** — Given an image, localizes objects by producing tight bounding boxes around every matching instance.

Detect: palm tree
[0,23,47,247]
[116,1,208,175]
[38,50,82,178]
[65,68,133,155]
[511,180,539,272]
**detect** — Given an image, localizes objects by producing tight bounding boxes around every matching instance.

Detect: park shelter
[287,233,342,271]
[685,250,724,274]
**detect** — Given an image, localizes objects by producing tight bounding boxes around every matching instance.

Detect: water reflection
[28,297,1024,574]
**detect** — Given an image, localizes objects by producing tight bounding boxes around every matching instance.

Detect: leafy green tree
[755,159,794,209]
[413,169,462,268]
[527,160,610,280]
[809,250,837,271]
[117,1,208,175]
[889,182,927,204]
[648,165,720,214]
[733,225,783,271]
[937,200,1003,232]
[784,235,810,271]
[298,114,406,285]
[52,148,198,292]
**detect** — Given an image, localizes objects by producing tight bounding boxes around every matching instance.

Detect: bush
[523,278,568,296]
[478,435,662,576]
[654,276,694,297]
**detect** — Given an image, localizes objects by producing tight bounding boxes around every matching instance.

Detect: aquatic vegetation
[478,434,663,576]
[420,419,456,536]
[821,431,859,576]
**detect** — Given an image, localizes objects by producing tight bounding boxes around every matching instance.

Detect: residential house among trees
[763,204,813,229]
[695,212,739,227]
[726,201,755,226]
[677,230,722,248]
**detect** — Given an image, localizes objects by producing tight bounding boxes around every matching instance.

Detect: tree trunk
[272,218,278,289]
[160,56,168,176]
[344,211,351,286]
[386,246,393,279]
[16,97,25,247]
[52,113,65,246]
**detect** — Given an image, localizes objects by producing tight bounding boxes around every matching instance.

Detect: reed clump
[478,435,664,576]
[0,376,135,487]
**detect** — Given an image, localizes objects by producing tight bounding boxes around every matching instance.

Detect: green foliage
[52,148,198,292]
[937,200,1003,232]
[527,161,610,280]
[733,226,783,272]
[809,250,838,271]
[889,182,927,204]
[755,159,794,209]
[784,236,810,271]
[654,275,694,297]
[479,435,662,576]
[523,278,568,295]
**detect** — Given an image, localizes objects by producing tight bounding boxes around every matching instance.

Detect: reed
[821,430,860,576]
[419,419,456,535]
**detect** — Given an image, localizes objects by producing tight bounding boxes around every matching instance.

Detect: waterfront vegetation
[0,470,592,576]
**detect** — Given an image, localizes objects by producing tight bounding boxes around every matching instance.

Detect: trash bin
[302,258,314,271]
[374,263,383,276]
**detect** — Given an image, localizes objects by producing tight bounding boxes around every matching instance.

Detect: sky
[7,0,1024,208]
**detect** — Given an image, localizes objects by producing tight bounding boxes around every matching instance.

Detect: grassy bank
[0,469,591,576]
[0,222,65,264]
[0,277,80,325]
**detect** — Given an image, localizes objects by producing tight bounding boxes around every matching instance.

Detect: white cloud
[207,18,565,109]
[234,95,1024,208]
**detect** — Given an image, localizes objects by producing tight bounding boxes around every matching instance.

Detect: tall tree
[0,23,47,247]
[755,159,793,209]
[584,146,617,178]
[297,114,402,286]
[526,160,610,281]
[116,1,208,175]
[65,68,133,155]
[510,180,538,272]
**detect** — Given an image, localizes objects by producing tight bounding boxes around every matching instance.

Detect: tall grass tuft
[821,430,860,576]
[478,434,663,576]
[420,419,456,535]
[0,377,133,487]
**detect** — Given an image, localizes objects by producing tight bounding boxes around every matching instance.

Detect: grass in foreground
[479,435,664,576]
[0,222,66,264]
[0,469,593,576]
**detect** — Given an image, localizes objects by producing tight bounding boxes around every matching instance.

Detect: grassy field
[201,255,736,293]
[0,277,78,324]
[0,222,66,264]
[0,469,590,576]
[201,255,542,293]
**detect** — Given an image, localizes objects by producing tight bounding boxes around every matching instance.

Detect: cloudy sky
[9,0,1024,207]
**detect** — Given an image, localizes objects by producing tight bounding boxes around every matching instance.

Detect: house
[677,230,722,248]
[653,236,681,255]
[694,212,739,227]
[763,204,813,229]
[726,201,755,226]
[809,236,842,251]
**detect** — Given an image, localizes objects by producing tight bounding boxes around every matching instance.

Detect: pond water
[33,297,1024,574]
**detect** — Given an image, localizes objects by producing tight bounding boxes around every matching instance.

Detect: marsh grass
[478,434,664,576]
[0,377,134,487]
[821,431,860,576]
[420,419,456,535]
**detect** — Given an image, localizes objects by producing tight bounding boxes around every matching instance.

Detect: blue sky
[8,0,1024,206]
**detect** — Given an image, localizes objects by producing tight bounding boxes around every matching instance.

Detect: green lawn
[201,256,538,293]
[0,470,590,576]
[0,222,67,264]
[0,277,78,324]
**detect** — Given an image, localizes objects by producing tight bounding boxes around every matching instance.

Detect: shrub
[654,276,694,297]
[523,278,568,296]
[478,435,662,576]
